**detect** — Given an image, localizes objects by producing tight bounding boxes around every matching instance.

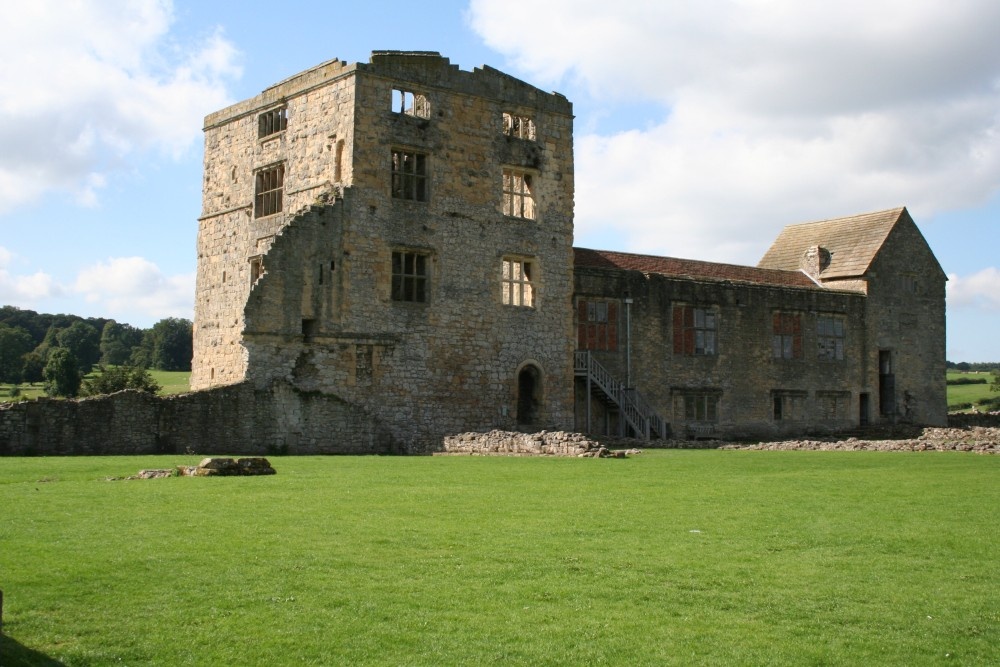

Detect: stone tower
[192,52,576,449]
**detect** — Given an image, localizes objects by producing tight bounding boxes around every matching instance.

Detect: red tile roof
[574,247,819,289]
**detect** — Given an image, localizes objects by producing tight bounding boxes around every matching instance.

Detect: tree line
[0,306,192,398]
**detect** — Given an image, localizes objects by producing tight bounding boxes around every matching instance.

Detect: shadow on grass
[0,633,62,666]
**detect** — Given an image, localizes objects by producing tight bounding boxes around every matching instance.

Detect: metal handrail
[575,351,665,439]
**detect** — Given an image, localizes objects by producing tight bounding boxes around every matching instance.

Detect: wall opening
[879,350,895,416]
[517,365,541,426]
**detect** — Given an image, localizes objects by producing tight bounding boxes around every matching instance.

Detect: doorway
[517,365,541,426]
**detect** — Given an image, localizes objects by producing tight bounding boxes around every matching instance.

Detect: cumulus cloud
[0,0,241,212]
[469,0,1000,263]
[74,257,195,321]
[948,268,1000,311]
[0,246,62,305]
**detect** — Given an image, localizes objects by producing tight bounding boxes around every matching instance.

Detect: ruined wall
[0,384,395,457]
[193,58,358,390]
[574,269,869,440]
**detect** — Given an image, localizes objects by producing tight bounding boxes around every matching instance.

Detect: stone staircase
[574,351,668,440]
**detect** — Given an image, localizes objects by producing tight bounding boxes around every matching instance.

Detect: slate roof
[574,248,819,289]
[757,207,906,279]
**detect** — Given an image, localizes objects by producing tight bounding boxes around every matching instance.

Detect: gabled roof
[757,207,906,279]
[574,248,819,289]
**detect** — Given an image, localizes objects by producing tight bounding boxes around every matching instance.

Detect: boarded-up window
[577,299,618,351]
[818,392,850,420]
[673,305,717,356]
[772,312,802,359]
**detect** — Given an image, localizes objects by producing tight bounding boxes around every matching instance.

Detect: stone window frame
[502,256,536,308]
[680,391,720,423]
[673,304,718,356]
[502,112,536,140]
[391,249,430,303]
[502,168,536,220]
[771,311,803,360]
[258,107,287,139]
[254,163,284,218]
[772,390,808,421]
[391,148,428,202]
[249,255,264,285]
[391,87,431,119]
[816,314,846,361]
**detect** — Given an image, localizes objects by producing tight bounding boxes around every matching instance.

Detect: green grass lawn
[1,452,997,666]
[0,371,189,403]
[947,371,998,411]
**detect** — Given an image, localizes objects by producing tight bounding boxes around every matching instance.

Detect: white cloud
[74,257,195,321]
[948,268,1000,311]
[0,247,62,304]
[469,0,1000,263]
[0,0,241,213]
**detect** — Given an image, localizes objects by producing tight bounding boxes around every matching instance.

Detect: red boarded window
[672,305,717,356]
[772,312,803,359]
[577,299,618,351]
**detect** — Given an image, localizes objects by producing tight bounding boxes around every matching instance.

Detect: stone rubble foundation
[120,457,277,480]
[441,430,640,458]
[718,426,1000,454]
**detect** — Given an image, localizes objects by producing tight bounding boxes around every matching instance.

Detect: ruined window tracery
[254,165,284,218]
[392,251,429,303]
[502,169,535,219]
[392,150,428,201]
[817,315,845,361]
[772,312,802,359]
[673,305,717,356]
[258,108,287,138]
[391,88,430,118]
[502,258,535,307]
[502,112,536,140]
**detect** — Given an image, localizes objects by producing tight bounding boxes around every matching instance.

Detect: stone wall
[0,384,396,457]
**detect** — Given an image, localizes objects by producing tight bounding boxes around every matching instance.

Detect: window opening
[254,165,284,218]
[502,258,535,307]
[577,299,618,351]
[517,365,541,426]
[817,315,845,360]
[503,169,535,219]
[673,305,717,356]
[772,312,802,359]
[249,256,264,285]
[502,112,536,140]
[683,393,719,422]
[392,150,428,201]
[391,88,430,118]
[772,391,807,421]
[258,108,287,138]
[392,251,429,303]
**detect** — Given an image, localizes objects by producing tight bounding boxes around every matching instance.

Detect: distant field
[947,371,998,411]
[0,370,190,403]
[0,452,996,665]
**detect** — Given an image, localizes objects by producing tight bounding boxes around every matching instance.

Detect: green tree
[148,318,193,371]
[21,351,45,383]
[991,373,999,394]
[82,365,161,396]
[0,324,35,383]
[100,321,144,366]
[56,321,101,371]
[43,348,81,397]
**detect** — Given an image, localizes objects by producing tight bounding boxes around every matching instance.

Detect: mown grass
[1,452,997,666]
[0,371,190,403]
[947,371,998,411]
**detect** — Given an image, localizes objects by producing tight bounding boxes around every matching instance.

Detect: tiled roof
[757,207,906,279]
[574,248,819,289]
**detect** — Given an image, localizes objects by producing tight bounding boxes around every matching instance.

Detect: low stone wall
[719,426,1000,454]
[0,382,397,456]
[947,412,1000,428]
[442,430,622,457]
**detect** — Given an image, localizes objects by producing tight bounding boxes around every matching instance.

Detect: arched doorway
[517,364,542,426]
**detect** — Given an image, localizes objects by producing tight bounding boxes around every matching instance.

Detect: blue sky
[1,0,998,361]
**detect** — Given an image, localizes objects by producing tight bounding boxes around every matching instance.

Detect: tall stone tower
[192,52,576,449]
